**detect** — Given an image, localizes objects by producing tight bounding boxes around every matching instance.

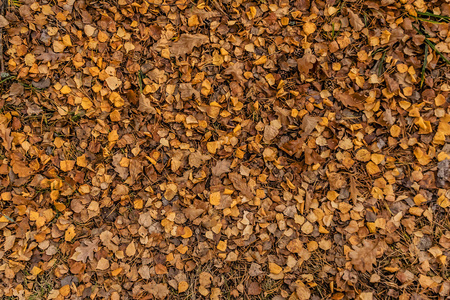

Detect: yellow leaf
[265,73,275,86]
[207,141,218,154]
[209,191,221,206]
[303,22,316,35]
[217,240,227,252]
[59,285,70,297]
[248,6,256,19]
[177,245,189,254]
[111,267,123,276]
[269,262,282,274]
[24,53,36,66]
[60,160,75,172]
[181,226,193,238]
[355,149,371,162]
[366,161,381,175]
[30,266,42,276]
[65,225,76,241]
[370,154,385,165]
[62,34,72,46]
[396,64,408,73]
[108,130,119,142]
[188,15,199,27]
[134,199,143,209]
[178,281,189,293]
[60,85,72,94]
[109,92,125,108]
[390,125,401,137]
[54,202,66,212]
[414,194,427,206]
[53,40,66,52]
[81,97,93,110]
[254,55,267,65]
[435,94,446,106]
[437,195,450,208]
[77,154,87,167]
[327,191,339,201]
[110,110,121,122]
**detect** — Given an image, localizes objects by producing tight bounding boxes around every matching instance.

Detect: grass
[416,11,450,23]
[21,269,56,300]
[410,14,450,88]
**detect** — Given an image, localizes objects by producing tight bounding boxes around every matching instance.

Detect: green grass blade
[417,17,447,24]
[424,38,450,65]
[377,50,387,76]
[417,11,450,20]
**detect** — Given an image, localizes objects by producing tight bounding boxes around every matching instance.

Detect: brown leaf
[228,173,253,199]
[138,94,157,114]
[0,15,9,28]
[249,263,264,276]
[211,160,231,177]
[348,9,364,31]
[12,160,34,178]
[248,282,261,296]
[349,240,377,273]
[71,239,98,263]
[143,282,170,299]
[189,151,210,168]
[183,207,205,221]
[170,34,209,57]
[334,89,365,110]
[223,62,245,82]
[300,114,320,138]
[148,25,163,40]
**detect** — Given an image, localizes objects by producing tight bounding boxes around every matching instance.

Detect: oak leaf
[349,240,377,273]
[71,239,99,263]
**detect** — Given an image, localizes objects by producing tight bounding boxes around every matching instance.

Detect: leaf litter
[0,0,450,299]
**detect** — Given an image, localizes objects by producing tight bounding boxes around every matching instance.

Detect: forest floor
[0,0,450,299]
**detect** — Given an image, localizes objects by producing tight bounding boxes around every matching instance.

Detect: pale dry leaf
[349,240,377,273]
[71,239,99,263]
[0,15,9,28]
[348,9,364,31]
[211,160,231,177]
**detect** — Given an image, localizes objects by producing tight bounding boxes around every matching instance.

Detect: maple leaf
[71,239,99,263]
